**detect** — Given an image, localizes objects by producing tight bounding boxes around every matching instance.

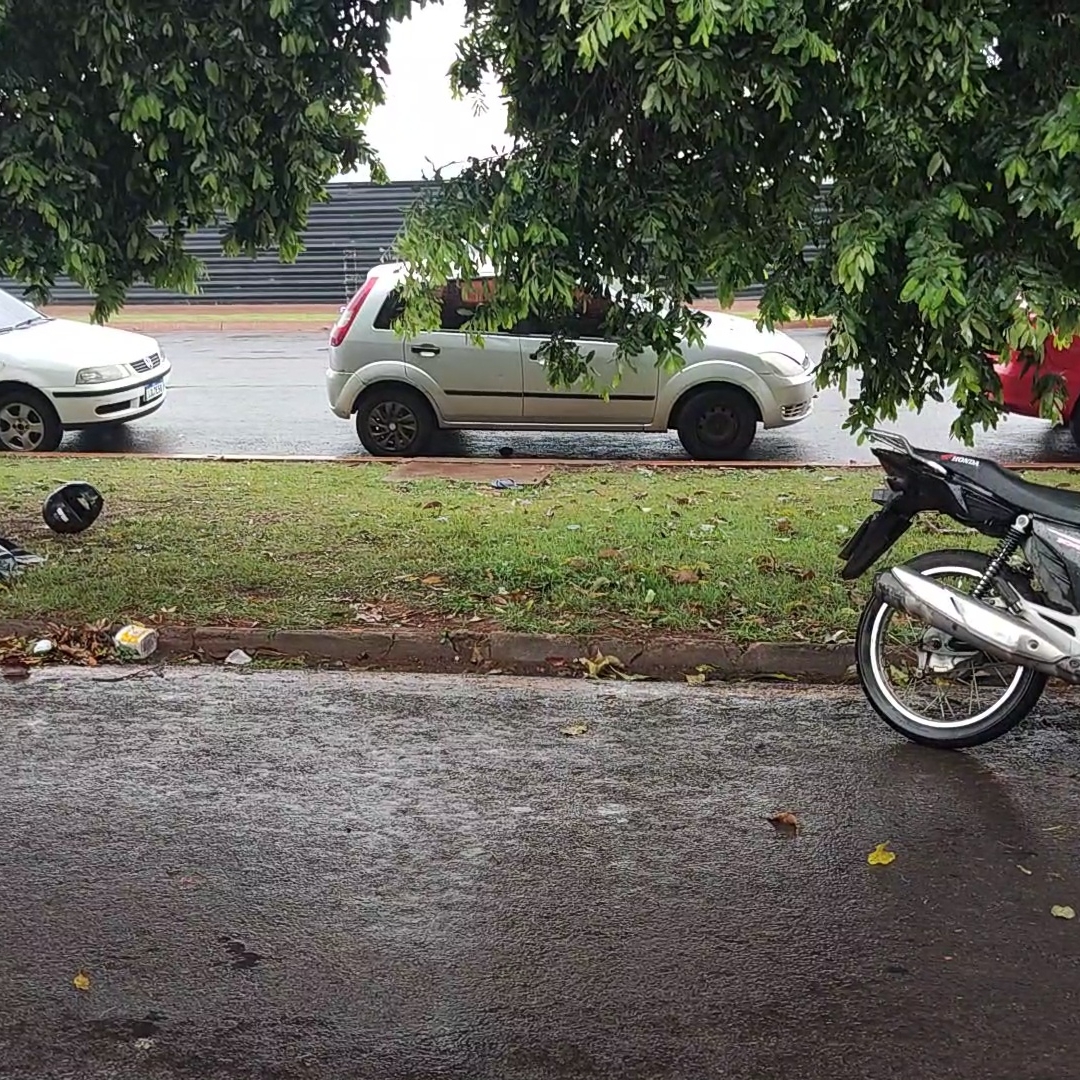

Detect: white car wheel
[0,389,62,452]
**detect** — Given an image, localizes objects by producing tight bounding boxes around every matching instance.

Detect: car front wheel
[675,386,758,459]
[355,385,436,456]
[0,388,62,452]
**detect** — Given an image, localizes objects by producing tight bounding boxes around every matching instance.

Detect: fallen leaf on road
[768,811,800,835]
[685,672,707,685]
[1051,905,1076,920]
[868,843,897,866]
[73,971,91,992]
[578,651,623,679]
[561,723,589,737]
[1018,864,1033,876]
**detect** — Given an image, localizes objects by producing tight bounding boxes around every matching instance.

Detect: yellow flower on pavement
[867,843,897,866]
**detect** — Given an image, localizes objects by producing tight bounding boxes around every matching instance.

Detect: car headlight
[759,350,810,375]
[76,365,128,384]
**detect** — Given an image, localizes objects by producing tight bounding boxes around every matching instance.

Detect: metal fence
[1,179,792,306]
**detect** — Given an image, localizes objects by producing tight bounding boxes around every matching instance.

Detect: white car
[326,264,815,459]
[0,288,170,452]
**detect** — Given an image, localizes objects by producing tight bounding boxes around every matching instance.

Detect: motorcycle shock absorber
[972,514,1031,600]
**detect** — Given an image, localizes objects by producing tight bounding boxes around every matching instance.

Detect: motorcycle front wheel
[857,548,1048,749]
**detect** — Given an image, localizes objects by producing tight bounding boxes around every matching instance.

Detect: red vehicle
[995,335,1080,447]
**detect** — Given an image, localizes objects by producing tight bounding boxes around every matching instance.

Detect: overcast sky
[343,0,510,181]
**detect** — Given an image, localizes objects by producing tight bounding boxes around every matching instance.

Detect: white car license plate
[141,379,165,405]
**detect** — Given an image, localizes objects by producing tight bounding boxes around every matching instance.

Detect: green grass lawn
[2,459,1075,641]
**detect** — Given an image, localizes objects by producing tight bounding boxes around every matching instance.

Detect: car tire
[675,386,758,460]
[355,385,436,457]
[0,387,62,452]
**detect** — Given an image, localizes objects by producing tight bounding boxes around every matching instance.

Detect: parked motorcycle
[840,429,1080,749]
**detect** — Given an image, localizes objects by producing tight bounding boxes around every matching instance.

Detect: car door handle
[411,344,441,358]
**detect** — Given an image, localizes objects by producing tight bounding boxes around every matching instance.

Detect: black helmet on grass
[42,482,103,534]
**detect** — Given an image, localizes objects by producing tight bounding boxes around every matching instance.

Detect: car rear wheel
[0,388,62,452]
[675,387,757,459]
[355,385,436,457]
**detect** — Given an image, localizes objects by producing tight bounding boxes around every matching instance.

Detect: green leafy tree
[0,0,416,318]
[397,1,1080,441]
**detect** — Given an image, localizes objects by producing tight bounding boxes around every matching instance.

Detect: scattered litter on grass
[225,649,253,667]
[491,478,519,489]
[31,639,54,656]
[1051,905,1076,920]
[0,536,45,581]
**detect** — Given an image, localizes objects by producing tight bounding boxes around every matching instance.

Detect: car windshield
[0,289,47,332]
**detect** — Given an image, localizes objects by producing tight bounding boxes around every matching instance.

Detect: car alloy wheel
[0,400,49,451]
[367,400,420,453]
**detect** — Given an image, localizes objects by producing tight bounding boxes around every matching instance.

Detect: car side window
[370,281,497,333]
[437,281,479,332]
[372,289,404,330]
[566,294,614,340]
[521,294,615,341]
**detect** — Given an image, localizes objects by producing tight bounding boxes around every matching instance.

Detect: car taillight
[330,277,378,347]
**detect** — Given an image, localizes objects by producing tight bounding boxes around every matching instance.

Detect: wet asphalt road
[59,329,1080,462]
[2,669,1080,1079]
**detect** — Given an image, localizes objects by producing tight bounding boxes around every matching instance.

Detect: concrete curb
[0,622,857,683]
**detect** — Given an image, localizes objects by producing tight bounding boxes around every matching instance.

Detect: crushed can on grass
[114,624,159,660]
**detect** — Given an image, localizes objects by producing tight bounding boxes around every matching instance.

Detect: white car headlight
[759,350,810,375]
[76,365,128,384]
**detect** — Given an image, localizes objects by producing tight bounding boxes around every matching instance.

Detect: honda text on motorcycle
[841,430,1080,749]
